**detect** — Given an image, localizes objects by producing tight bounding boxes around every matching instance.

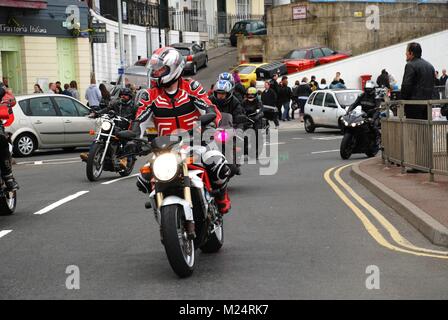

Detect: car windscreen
[285,50,307,59]
[173,47,191,56]
[336,92,361,107]
[235,65,256,74]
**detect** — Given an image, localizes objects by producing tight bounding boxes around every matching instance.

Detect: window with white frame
[237,0,250,17]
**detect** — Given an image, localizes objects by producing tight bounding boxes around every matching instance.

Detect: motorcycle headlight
[101,121,112,131]
[153,153,179,181]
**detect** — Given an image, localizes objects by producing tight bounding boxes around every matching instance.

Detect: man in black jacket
[269,74,281,119]
[401,42,435,120]
[278,76,292,121]
[261,81,279,128]
[376,69,391,89]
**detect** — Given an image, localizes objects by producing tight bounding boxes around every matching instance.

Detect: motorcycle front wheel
[86,143,106,181]
[0,191,17,215]
[340,132,355,160]
[161,204,195,278]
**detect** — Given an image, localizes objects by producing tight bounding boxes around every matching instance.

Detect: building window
[237,0,250,17]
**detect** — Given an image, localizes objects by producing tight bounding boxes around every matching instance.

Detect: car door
[53,96,95,145]
[193,44,204,67]
[323,92,339,126]
[310,92,326,125]
[312,48,325,65]
[27,96,65,146]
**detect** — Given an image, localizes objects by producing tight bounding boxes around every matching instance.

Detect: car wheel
[304,117,315,133]
[204,56,208,68]
[13,133,37,157]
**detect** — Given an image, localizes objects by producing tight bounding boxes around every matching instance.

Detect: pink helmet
[149,47,185,87]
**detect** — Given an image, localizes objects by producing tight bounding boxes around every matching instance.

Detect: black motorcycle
[241,111,270,159]
[340,107,381,160]
[84,110,148,181]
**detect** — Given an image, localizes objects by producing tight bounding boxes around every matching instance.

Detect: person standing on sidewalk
[261,80,279,129]
[296,77,312,122]
[401,42,435,120]
[278,76,292,121]
[85,78,102,111]
[269,73,281,121]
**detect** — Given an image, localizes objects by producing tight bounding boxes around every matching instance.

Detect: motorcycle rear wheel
[86,143,105,181]
[161,204,195,278]
[0,191,16,215]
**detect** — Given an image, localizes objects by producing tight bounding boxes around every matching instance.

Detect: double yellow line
[324,164,448,260]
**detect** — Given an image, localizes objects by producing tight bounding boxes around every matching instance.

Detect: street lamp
[158,0,162,48]
[117,0,125,87]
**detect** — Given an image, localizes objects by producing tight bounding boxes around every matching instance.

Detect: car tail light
[187,55,193,62]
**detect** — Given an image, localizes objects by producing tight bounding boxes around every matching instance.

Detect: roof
[15,93,86,105]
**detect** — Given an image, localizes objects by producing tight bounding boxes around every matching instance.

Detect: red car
[282,47,351,74]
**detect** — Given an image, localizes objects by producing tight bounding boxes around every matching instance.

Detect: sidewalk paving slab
[351,157,448,247]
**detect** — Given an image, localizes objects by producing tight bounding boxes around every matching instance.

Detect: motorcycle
[0,170,17,216]
[85,110,143,181]
[241,110,270,159]
[138,114,224,278]
[214,112,244,177]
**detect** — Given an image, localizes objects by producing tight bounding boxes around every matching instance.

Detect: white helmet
[149,47,185,87]
[365,80,376,93]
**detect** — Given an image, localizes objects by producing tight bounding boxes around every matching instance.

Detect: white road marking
[0,230,12,239]
[312,136,343,141]
[292,138,305,140]
[101,174,139,185]
[264,142,285,146]
[34,191,90,215]
[311,149,340,154]
[17,157,80,165]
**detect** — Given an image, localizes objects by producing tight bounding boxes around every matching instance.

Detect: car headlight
[153,153,179,181]
[101,121,112,131]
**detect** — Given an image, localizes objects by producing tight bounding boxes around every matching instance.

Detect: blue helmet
[213,80,234,103]
[218,72,235,89]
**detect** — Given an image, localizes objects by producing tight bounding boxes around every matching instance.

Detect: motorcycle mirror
[199,114,216,126]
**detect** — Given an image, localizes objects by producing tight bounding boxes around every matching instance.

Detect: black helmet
[119,87,133,103]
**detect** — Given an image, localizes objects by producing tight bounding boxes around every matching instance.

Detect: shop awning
[0,0,48,10]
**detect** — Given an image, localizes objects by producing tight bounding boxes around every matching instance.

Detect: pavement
[352,157,448,247]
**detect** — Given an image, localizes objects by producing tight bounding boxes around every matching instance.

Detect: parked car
[170,43,208,75]
[7,94,97,157]
[283,46,351,74]
[303,89,362,133]
[232,63,268,89]
[230,20,267,47]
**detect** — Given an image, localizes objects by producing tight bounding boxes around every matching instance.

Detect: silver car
[8,94,96,157]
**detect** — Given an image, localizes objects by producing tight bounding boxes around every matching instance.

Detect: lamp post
[117,0,125,87]
[158,0,162,48]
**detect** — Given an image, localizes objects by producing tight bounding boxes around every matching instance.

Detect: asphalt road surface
[1,51,447,299]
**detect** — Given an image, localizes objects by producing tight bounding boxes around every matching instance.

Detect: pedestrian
[388,73,399,90]
[232,70,246,103]
[401,42,435,120]
[376,69,391,89]
[295,77,313,122]
[330,72,346,89]
[85,78,102,111]
[269,73,281,120]
[309,76,319,91]
[319,78,328,90]
[47,82,56,94]
[55,81,63,94]
[99,83,111,109]
[291,80,301,120]
[33,83,43,94]
[62,84,72,96]
[261,80,279,129]
[278,76,292,121]
[440,69,448,86]
[69,80,80,100]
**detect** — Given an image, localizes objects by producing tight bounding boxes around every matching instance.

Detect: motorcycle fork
[100,123,116,166]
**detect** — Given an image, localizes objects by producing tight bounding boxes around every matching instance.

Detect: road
[1,51,447,299]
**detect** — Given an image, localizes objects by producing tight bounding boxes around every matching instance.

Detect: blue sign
[118,68,124,75]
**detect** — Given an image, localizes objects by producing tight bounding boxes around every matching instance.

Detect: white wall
[168,30,180,45]
[91,9,166,84]
[183,31,201,44]
[287,30,448,90]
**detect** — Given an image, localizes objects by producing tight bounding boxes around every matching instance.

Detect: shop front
[0,0,90,98]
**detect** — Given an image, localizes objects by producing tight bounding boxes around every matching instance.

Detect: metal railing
[382,99,448,181]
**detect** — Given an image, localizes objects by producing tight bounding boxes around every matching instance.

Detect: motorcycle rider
[132,47,232,215]
[80,87,139,166]
[242,87,264,129]
[208,79,245,129]
[0,82,19,190]
[347,80,382,140]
